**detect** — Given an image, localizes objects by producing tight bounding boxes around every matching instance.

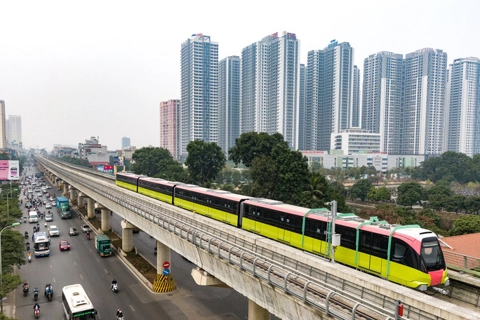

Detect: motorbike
[24,232,29,239]
[86,232,90,240]
[45,284,53,302]
[34,307,40,319]
[28,254,32,263]
[111,283,118,293]
[23,286,29,297]
[23,217,26,223]
[33,288,39,301]
[45,222,47,228]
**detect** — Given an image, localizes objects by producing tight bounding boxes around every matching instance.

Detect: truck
[56,196,71,219]
[95,234,112,257]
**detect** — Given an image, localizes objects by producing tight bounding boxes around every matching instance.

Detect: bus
[33,232,50,257]
[62,284,97,320]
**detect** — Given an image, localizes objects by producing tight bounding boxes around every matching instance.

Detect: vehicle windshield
[420,237,446,271]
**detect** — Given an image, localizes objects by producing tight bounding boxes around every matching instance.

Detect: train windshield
[420,238,446,271]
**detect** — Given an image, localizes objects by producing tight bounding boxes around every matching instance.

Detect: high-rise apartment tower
[180,34,218,159]
[241,32,300,149]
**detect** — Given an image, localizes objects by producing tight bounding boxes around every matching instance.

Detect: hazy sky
[0,0,478,151]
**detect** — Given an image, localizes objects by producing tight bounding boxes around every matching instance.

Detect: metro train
[116,172,449,292]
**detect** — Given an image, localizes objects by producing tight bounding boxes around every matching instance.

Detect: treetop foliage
[228,132,288,167]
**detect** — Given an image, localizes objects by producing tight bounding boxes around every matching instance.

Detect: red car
[59,240,70,251]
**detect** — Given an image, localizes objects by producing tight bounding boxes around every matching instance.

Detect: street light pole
[0,222,20,313]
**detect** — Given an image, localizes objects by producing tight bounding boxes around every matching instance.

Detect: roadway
[14,167,279,320]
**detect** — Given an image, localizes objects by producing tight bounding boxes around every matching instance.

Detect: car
[46,185,51,189]
[59,240,70,251]
[80,224,91,233]
[36,192,42,197]
[49,197,55,202]
[48,225,60,237]
[45,214,53,222]
[27,189,33,194]
[69,227,78,236]
[45,202,52,209]
[25,202,32,209]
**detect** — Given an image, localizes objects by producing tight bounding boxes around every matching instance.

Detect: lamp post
[0,222,20,313]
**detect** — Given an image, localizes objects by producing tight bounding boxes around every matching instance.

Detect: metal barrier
[444,251,480,275]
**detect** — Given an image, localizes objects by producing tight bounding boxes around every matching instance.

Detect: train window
[336,225,355,250]
[359,231,371,254]
[371,234,388,259]
[391,239,418,269]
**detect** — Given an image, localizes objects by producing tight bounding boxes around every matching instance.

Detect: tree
[302,173,328,208]
[131,147,181,177]
[349,179,372,202]
[228,132,288,167]
[451,215,480,235]
[397,182,424,208]
[185,140,226,186]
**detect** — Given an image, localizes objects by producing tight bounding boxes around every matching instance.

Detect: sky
[0,0,478,151]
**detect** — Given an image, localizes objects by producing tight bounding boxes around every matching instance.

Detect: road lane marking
[53,278,56,283]
[130,305,135,312]
[80,274,83,279]
[104,269,108,274]
[74,261,77,266]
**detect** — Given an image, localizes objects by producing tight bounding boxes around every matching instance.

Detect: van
[28,211,38,223]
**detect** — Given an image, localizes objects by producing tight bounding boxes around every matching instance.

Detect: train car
[174,184,252,226]
[137,177,180,204]
[115,174,449,292]
[116,172,144,192]
[240,198,449,292]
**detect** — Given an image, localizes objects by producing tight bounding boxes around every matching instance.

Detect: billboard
[0,160,20,180]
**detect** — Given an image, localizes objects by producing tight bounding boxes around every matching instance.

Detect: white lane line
[129,305,135,312]
[74,261,77,266]
[80,274,83,279]
[53,278,56,283]
[104,269,108,274]
[50,264,52,269]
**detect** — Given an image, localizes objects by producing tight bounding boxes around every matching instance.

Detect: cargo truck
[56,196,71,219]
[95,234,112,257]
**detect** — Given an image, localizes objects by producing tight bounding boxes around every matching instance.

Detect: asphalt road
[14,166,280,320]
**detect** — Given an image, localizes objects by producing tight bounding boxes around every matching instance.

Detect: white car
[48,225,60,237]
[45,214,53,222]
[45,202,52,209]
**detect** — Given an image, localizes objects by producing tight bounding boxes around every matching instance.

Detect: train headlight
[445,279,450,286]
[418,284,428,291]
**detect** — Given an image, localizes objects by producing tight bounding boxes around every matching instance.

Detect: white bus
[61,284,97,320]
[33,232,50,257]
[28,211,38,223]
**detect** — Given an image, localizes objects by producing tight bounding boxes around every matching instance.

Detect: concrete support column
[121,220,135,252]
[87,198,95,219]
[100,208,111,231]
[69,187,76,201]
[63,183,68,196]
[156,241,171,273]
[77,192,86,209]
[248,300,270,320]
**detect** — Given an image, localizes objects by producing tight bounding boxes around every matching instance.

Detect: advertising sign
[0,160,19,181]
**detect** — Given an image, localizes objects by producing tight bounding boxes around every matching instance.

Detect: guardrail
[444,251,480,276]
[38,156,468,320]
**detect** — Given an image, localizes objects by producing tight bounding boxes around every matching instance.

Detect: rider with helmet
[116,309,123,319]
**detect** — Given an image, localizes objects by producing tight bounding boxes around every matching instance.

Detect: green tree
[444,195,466,213]
[465,196,480,214]
[131,147,181,177]
[397,182,424,208]
[451,215,480,235]
[228,132,288,167]
[185,140,226,186]
[302,173,328,208]
[349,179,373,202]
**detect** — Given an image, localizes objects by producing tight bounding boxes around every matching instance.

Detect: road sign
[163,268,170,276]
[163,261,170,269]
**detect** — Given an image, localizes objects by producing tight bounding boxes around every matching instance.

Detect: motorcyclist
[24,231,28,238]
[33,303,40,310]
[86,231,90,240]
[116,309,123,319]
[111,279,118,290]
